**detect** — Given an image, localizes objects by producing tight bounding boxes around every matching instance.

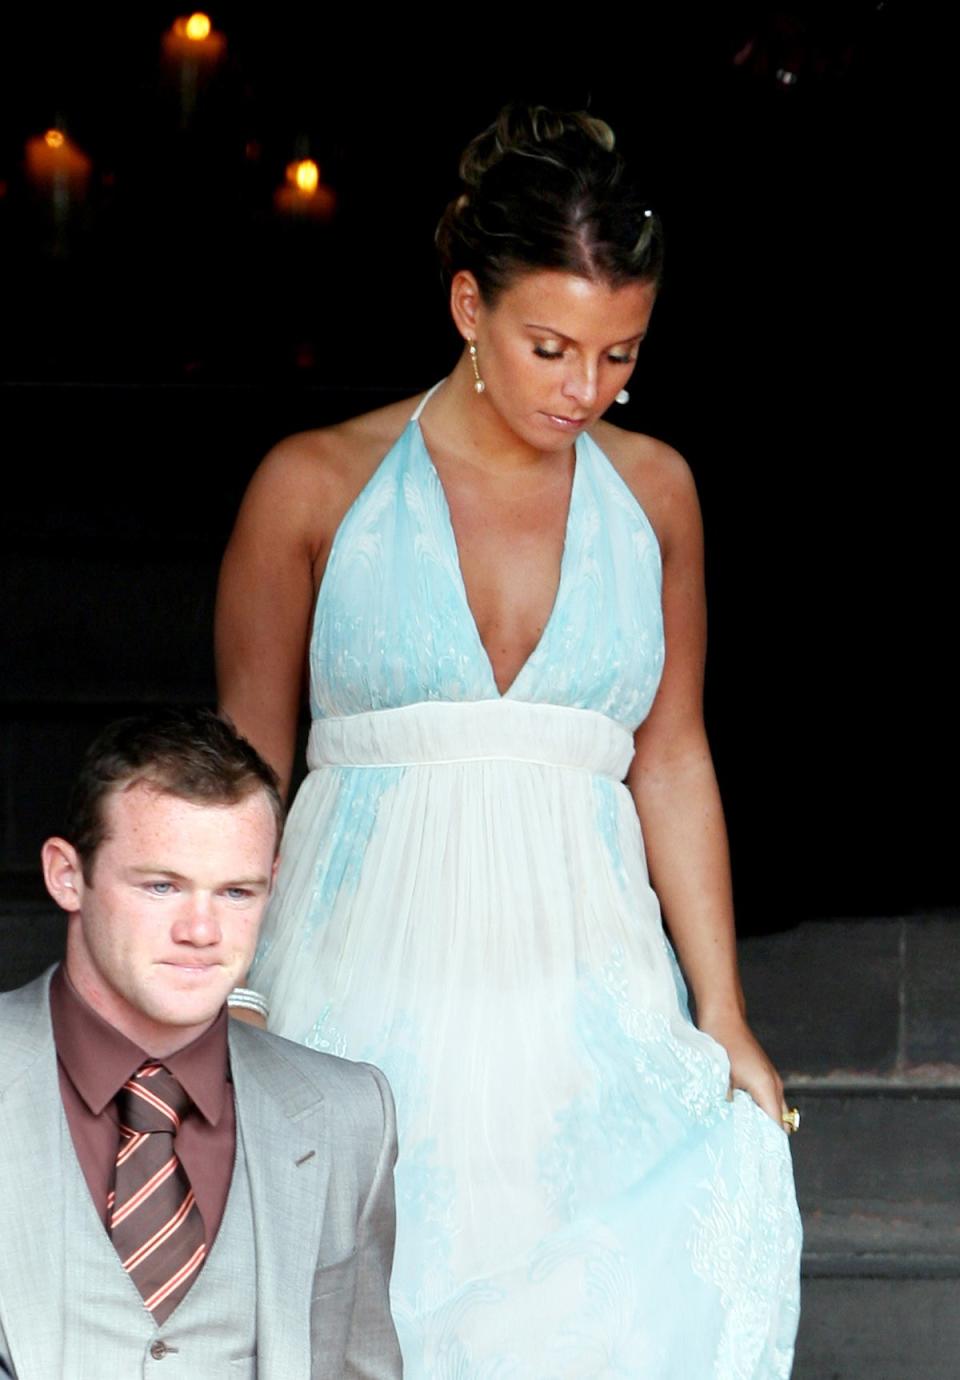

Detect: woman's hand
[698,1008,787,1127]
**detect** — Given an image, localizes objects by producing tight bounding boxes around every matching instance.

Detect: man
[0,709,402,1378]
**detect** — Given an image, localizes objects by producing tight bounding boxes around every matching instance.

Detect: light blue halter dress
[250,389,802,1378]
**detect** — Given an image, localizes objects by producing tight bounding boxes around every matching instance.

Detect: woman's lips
[543,413,588,430]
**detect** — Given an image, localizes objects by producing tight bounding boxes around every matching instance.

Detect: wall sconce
[162,12,226,124]
[25,128,92,216]
[274,158,336,221]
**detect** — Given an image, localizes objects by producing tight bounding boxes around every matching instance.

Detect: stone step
[787,1085,960,1279]
[739,916,960,1076]
[795,1277,960,1380]
[740,919,960,1376]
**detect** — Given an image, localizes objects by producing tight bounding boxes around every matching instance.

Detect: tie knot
[116,1063,192,1134]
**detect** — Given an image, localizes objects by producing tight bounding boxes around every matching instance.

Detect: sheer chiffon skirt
[253,700,801,1378]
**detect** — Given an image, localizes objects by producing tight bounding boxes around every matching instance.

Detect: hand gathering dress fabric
[249,389,802,1378]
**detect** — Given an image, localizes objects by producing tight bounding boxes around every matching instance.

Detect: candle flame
[185,12,212,40]
[289,159,320,194]
[44,130,65,149]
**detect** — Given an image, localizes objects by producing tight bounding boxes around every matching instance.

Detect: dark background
[0,3,951,934]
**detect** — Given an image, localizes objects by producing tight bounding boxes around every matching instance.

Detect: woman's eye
[533,346,564,360]
[608,353,635,366]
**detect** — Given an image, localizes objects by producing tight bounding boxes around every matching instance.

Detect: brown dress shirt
[49,965,237,1247]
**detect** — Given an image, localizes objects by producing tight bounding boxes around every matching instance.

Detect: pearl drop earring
[615,389,630,405]
[468,340,485,395]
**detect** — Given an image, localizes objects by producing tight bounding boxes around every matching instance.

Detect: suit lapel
[229,1022,328,1378]
[0,974,67,1378]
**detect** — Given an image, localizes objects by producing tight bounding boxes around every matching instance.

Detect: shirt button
[150,1341,168,1360]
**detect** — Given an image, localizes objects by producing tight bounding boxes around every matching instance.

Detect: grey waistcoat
[60,1116,258,1379]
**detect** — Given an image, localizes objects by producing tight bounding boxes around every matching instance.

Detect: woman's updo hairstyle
[436,104,663,305]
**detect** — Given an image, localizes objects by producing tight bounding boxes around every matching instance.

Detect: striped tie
[109,1062,206,1323]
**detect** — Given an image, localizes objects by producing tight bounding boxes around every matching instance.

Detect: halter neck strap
[410,380,444,422]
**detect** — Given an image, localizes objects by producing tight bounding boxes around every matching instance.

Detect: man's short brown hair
[67,708,284,881]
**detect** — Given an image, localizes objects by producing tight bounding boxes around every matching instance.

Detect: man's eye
[225,888,252,901]
[146,882,174,895]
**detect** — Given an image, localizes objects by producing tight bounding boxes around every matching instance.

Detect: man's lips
[160,959,222,970]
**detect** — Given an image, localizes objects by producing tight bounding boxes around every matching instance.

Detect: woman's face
[468,269,657,450]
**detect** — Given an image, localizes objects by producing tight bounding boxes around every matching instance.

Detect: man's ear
[41,838,86,914]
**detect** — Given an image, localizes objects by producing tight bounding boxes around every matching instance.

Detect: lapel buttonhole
[295,1149,316,1167]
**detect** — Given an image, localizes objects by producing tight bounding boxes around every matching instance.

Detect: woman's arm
[215,439,323,799]
[626,445,786,1125]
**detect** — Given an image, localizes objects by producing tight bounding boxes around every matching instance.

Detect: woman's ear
[449,270,483,341]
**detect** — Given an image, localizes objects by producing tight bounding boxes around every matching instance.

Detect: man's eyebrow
[125,866,270,887]
[126,866,186,879]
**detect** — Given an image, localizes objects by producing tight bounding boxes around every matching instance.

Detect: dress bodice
[308,409,665,733]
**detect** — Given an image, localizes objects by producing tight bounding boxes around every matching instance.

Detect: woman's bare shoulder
[253,394,423,503]
[589,419,700,550]
[236,393,426,553]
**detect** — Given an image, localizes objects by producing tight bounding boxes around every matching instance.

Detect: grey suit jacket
[0,970,402,1379]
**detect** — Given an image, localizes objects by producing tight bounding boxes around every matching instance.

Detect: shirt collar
[49,964,230,1125]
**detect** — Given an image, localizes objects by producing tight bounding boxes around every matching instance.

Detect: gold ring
[781,1107,800,1134]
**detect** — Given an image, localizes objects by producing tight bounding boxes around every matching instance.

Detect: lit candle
[274,159,336,221]
[162,13,226,123]
[24,129,92,216]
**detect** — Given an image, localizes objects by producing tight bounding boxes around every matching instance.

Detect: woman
[218,106,801,1376]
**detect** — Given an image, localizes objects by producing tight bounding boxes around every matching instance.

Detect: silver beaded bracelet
[227,987,270,1019]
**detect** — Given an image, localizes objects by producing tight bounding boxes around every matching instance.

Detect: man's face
[48,782,277,1055]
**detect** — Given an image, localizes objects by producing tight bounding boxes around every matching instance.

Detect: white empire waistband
[307,699,635,781]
